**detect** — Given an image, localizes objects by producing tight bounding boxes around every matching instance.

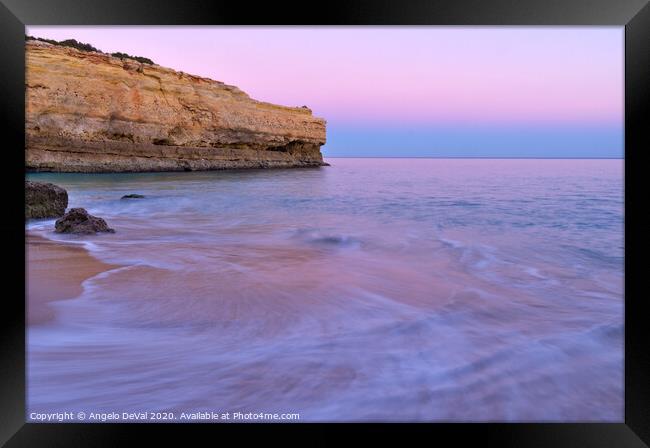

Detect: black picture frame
[1,0,647,445]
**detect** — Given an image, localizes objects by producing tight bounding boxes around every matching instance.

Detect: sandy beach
[26,233,118,326]
[25,160,624,420]
[19,25,626,425]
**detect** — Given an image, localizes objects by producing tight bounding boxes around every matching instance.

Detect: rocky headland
[26,39,327,172]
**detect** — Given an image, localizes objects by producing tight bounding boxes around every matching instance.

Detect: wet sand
[26,160,624,420]
[26,233,118,326]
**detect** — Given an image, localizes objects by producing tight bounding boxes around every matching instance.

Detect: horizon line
[323,156,624,160]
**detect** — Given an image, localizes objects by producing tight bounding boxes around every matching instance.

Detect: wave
[25,159,624,421]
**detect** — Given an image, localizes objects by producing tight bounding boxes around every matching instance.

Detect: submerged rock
[121,194,145,199]
[25,180,68,219]
[55,208,115,234]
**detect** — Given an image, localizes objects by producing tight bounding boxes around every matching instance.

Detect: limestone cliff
[26,40,327,172]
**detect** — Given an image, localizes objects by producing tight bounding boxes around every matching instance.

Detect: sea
[26,158,624,422]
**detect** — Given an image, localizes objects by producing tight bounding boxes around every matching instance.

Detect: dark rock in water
[121,194,145,199]
[25,180,68,219]
[55,208,115,234]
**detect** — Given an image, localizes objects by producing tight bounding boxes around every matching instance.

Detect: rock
[25,181,68,219]
[121,194,145,199]
[25,40,327,172]
[54,208,115,234]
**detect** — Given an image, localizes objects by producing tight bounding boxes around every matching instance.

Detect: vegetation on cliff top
[26,35,155,65]
[109,51,155,65]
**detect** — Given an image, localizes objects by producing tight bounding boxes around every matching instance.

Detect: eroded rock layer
[26,40,327,172]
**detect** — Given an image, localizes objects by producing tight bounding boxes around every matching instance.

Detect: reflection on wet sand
[27,159,623,421]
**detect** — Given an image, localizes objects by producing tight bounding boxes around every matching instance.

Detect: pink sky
[26,27,623,157]
[27,27,622,125]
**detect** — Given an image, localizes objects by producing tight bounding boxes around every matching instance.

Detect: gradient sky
[27,26,624,158]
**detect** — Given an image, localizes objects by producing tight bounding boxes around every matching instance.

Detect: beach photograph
[25,26,624,422]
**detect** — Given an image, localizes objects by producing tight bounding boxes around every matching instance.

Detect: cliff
[25,40,327,172]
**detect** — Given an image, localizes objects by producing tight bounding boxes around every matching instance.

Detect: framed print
[1,0,648,445]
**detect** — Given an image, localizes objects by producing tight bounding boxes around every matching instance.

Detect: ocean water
[26,158,624,422]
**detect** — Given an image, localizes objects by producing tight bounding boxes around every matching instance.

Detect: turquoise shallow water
[26,158,623,422]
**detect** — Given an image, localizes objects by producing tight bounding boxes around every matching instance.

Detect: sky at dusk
[27,26,624,158]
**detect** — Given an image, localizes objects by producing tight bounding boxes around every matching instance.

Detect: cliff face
[26,40,327,172]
